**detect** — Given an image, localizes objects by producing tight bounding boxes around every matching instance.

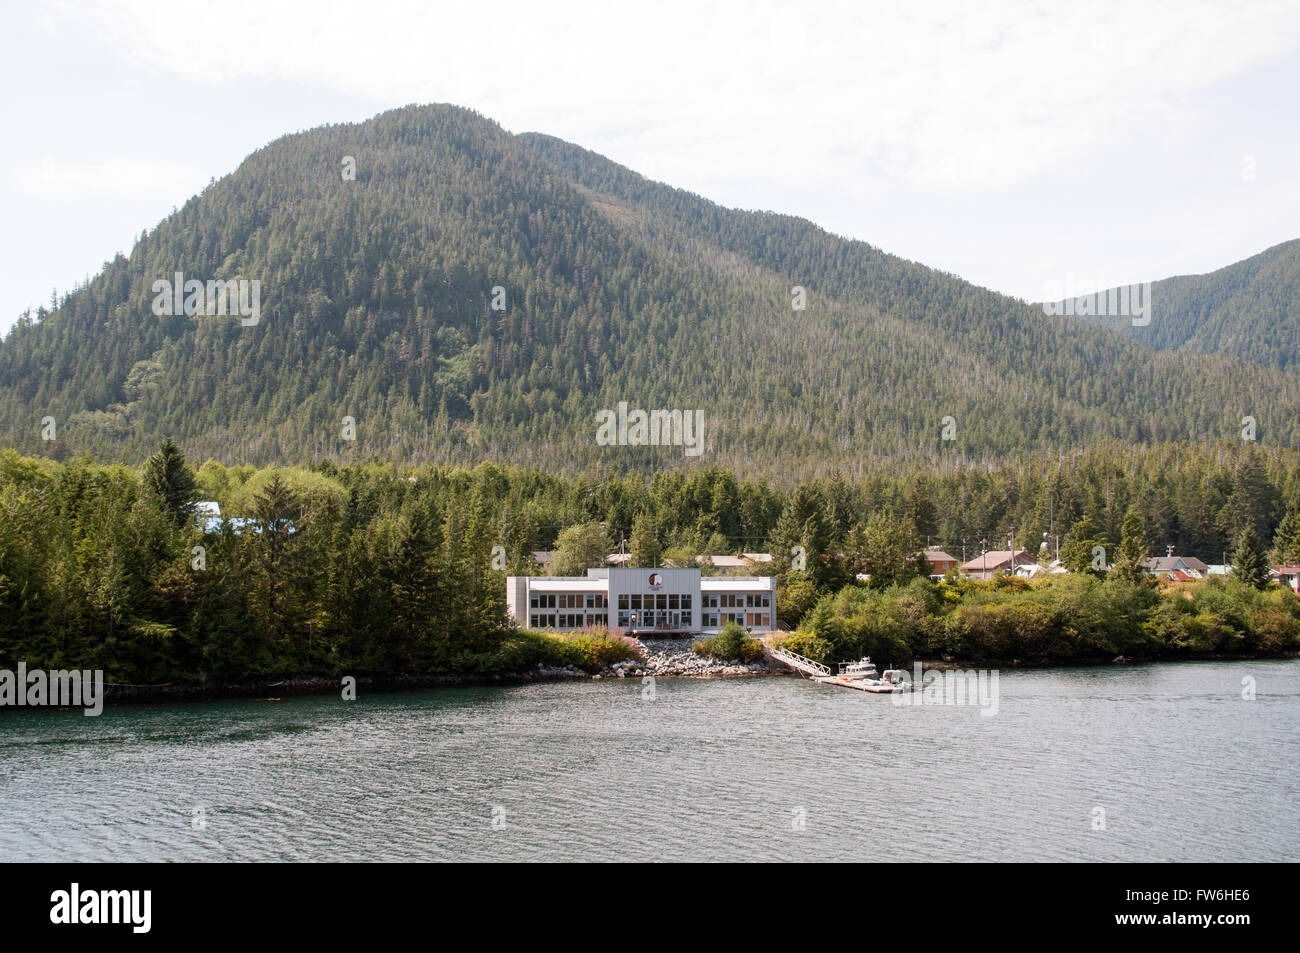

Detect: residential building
[193,501,222,533]
[1269,566,1300,592]
[959,549,1034,580]
[1142,555,1209,578]
[916,547,958,577]
[1014,560,1069,579]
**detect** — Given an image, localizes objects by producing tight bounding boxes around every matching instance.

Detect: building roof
[606,553,633,565]
[199,516,295,535]
[960,549,1031,571]
[700,577,775,592]
[525,578,610,592]
[1014,562,1066,577]
[1143,556,1209,574]
[700,555,750,568]
[696,553,773,568]
[1269,565,1300,575]
[917,548,957,564]
[193,501,221,517]
[531,551,554,564]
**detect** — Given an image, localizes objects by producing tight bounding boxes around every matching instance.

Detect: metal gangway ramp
[769,644,832,678]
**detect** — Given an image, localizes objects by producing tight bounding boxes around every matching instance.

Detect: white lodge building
[506,567,777,635]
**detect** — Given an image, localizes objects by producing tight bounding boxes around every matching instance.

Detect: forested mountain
[1067,238,1300,372]
[2,103,1299,478]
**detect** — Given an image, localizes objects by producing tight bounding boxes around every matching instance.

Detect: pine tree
[1060,517,1109,574]
[1231,528,1270,590]
[1270,509,1300,565]
[860,512,923,589]
[1110,508,1150,584]
[144,437,197,526]
[629,512,662,567]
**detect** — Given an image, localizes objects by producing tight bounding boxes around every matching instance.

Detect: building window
[619,594,629,610]
[682,595,692,610]
[669,594,679,609]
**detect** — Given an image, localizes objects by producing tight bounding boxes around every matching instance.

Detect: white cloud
[5,0,1299,334]
[68,0,1300,193]
[18,155,209,201]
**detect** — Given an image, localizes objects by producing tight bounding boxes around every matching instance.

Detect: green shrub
[692,621,764,662]
[948,600,1053,659]
[778,631,834,664]
[474,627,640,674]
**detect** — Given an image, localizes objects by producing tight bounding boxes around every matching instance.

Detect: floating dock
[810,674,904,693]
[768,645,907,693]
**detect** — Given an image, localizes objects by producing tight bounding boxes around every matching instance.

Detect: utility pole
[1049,491,1058,560]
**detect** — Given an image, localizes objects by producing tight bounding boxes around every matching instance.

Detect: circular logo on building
[648,572,663,589]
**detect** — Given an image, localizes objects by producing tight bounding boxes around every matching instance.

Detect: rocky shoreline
[604,637,777,678]
[47,641,1296,709]
[83,637,782,706]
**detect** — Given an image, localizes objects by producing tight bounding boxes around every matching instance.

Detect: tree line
[2,440,1299,683]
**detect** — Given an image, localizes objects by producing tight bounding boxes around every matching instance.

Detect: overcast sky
[4,0,1300,334]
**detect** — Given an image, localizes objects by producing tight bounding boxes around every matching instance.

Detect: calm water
[1,661,1297,862]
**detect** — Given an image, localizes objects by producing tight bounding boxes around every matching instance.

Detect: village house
[1142,555,1209,578]
[1014,560,1069,579]
[1269,566,1300,592]
[959,549,1035,580]
[915,546,958,578]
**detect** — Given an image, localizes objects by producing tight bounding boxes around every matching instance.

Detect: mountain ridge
[1058,237,1300,372]
[2,103,1298,477]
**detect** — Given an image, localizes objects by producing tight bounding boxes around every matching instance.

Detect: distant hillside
[1062,238,1300,372]
[2,103,1299,476]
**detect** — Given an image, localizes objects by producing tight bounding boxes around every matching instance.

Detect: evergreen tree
[1060,517,1109,574]
[1270,509,1300,565]
[1110,508,1151,584]
[1231,528,1270,590]
[628,512,663,567]
[144,437,197,526]
[860,512,924,589]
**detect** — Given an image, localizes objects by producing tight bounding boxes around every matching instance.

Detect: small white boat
[838,657,879,679]
[812,657,908,693]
